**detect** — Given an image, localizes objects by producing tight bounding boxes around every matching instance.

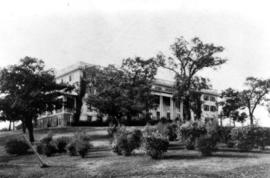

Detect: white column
[180,100,183,121]
[170,97,174,120]
[159,95,164,117]
[62,96,66,113]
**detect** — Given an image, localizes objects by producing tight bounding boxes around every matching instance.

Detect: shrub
[107,125,119,137]
[129,129,143,149]
[37,132,58,156]
[144,135,169,159]
[217,126,234,144]
[43,141,58,157]
[227,140,235,148]
[167,123,178,141]
[231,126,255,152]
[55,136,72,153]
[197,135,217,156]
[185,137,195,150]
[5,138,30,155]
[180,121,206,150]
[112,128,143,156]
[36,142,45,154]
[66,141,78,156]
[77,140,91,158]
[66,132,92,158]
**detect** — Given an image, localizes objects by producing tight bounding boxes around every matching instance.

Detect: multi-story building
[150,78,219,122]
[36,61,219,128]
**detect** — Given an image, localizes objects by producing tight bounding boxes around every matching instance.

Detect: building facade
[37,61,219,128]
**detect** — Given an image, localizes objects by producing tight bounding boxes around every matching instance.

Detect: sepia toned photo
[1,0,270,177]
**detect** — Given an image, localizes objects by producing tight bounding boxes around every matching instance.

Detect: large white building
[37,62,219,128]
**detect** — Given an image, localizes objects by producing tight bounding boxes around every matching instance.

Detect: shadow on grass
[217,148,270,154]
[0,152,34,163]
[211,153,257,158]
[164,151,257,160]
[164,154,203,160]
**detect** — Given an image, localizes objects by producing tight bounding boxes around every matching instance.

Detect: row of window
[203,95,216,102]
[203,105,217,112]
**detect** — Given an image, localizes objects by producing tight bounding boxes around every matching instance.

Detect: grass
[1,127,270,177]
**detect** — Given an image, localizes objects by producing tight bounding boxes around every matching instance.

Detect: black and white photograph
[1,0,270,177]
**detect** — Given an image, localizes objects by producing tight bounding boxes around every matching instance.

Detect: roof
[154,78,174,87]
[56,61,93,78]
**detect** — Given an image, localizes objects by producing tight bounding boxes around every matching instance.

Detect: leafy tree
[157,37,227,120]
[86,65,130,124]
[0,57,70,142]
[0,95,23,131]
[219,88,246,126]
[240,77,270,125]
[189,76,212,120]
[87,57,159,124]
[121,57,159,121]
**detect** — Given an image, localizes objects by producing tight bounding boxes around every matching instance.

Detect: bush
[144,135,169,159]
[227,140,235,148]
[43,141,58,157]
[112,128,143,156]
[231,126,256,151]
[167,123,178,141]
[66,141,78,156]
[37,133,58,157]
[185,137,195,150]
[180,121,206,150]
[107,125,119,137]
[217,126,234,144]
[55,136,72,153]
[129,129,143,149]
[77,140,91,158]
[197,135,217,156]
[66,132,92,158]
[5,138,30,155]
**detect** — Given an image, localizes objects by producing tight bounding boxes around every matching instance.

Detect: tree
[157,36,227,121]
[87,57,159,124]
[121,57,159,121]
[219,88,246,126]
[86,65,130,124]
[240,77,270,125]
[0,57,70,142]
[0,95,23,131]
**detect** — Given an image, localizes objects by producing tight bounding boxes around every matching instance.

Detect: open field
[1,127,270,178]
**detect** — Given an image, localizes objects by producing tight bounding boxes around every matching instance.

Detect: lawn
[1,127,270,178]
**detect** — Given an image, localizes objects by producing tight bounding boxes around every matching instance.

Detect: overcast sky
[1,0,270,128]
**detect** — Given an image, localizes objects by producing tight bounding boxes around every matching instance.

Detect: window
[163,96,170,106]
[155,86,162,91]
[156,112,160,119]
[69,75,72,82]
[167,112,171,120]
[210,96,216,102]
[205,117,213,123]
[203,95,209,101]
[204,105,209,111]
[210,106,217,112]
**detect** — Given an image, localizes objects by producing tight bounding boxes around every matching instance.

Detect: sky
[1,0,270,128]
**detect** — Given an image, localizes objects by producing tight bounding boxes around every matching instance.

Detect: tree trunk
[73,77,86,124]
[22,121,26,133]
[8,120,12,131]
[249,112,254,126]
[26,119,34,143]
[183,97,191,121]
[220,117,223,127]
